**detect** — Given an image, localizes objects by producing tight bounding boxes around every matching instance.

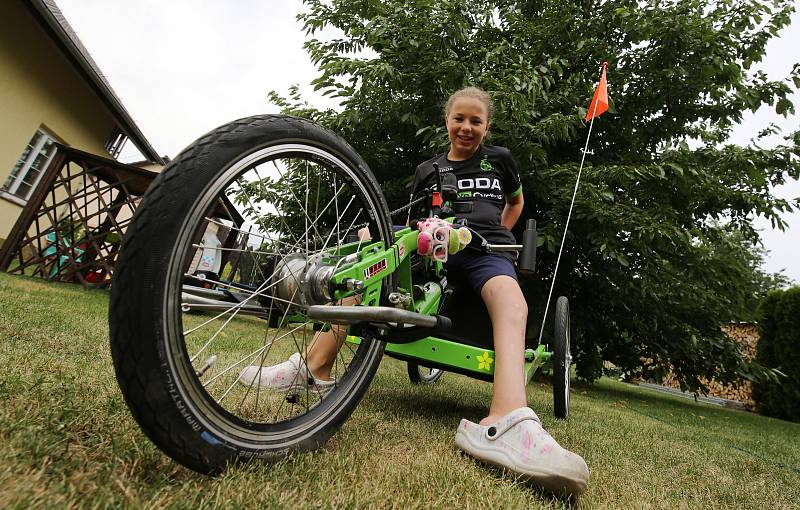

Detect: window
[2,128,59,202]
[105,126,128,159]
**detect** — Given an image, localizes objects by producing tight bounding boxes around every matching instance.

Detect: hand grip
[435,315,452,331]
[518,218,537,275]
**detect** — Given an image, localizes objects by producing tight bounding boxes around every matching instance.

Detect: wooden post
[0,147,68,271]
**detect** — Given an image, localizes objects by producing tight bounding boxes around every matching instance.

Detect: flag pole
[537,63,606,345]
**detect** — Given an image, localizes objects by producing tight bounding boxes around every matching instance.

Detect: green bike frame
[324,225,552,383]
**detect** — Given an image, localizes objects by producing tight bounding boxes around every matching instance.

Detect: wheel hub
[270,252,335,309]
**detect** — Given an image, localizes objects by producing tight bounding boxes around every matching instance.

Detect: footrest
[307,305,451,329]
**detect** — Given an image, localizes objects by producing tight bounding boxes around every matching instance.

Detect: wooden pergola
[0,145,243,288]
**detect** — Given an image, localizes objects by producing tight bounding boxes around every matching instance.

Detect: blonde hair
[444,87,494,121]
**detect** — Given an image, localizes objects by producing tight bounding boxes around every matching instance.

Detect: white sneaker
[238,352,335,395]
[455,407,589,496]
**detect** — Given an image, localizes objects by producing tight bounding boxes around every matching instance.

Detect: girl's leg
[304,322,348,380]
[239,295,354,390]
[303,294,359,380]
[302,226,371,378]
[479,274,528,425]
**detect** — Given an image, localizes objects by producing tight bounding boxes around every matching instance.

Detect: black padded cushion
[437,270,494,350]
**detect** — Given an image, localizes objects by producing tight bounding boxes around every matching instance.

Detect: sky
[56,0,799,283]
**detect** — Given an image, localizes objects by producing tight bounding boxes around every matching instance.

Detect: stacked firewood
[662,323,759,406]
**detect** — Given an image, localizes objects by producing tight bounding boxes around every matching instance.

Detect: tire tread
[110,115,390,473]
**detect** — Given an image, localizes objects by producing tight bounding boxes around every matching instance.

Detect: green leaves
[273,0,800,393]
[752,287,800,421]
[776,97,794,116]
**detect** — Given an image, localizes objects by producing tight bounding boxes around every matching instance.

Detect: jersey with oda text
[411,145,523,247]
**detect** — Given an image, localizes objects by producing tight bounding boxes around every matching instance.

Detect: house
[0,0,165,246]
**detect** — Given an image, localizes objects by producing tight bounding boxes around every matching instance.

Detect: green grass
[1,271,799,509]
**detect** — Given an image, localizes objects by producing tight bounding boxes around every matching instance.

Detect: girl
[239,87,590,496]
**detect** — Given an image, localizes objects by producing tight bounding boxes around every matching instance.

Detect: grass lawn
[1,272,798,509]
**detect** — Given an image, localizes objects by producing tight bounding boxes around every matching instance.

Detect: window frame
[2,127,60,204]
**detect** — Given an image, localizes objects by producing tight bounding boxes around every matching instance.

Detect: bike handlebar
[484,243,524,252]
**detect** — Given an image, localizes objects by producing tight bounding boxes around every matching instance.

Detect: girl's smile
[446,97,490,161]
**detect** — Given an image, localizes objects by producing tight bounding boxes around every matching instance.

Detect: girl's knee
[510,297,527,323]
[330,324,348,339]
[518,298,528,320]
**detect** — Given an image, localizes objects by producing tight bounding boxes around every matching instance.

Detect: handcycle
[109,114,573,474]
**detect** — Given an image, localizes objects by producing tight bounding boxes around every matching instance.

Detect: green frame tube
[385,338,551,383]
[347,335,551,385]
[332,226,553,383]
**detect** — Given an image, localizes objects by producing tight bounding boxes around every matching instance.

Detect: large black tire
[552,296,571,419]
[109,115,394,474]
[407,362,444,384]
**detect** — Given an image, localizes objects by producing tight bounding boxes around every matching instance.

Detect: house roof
[24,0,166,165]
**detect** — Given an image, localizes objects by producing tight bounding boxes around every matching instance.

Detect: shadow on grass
[582,380,748,420]
[363,384,590,505]
[363,384,487,426]
[456,447,585,507]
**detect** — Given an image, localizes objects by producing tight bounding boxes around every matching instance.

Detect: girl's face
[446,97,490,160]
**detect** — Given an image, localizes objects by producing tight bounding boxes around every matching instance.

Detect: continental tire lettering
[164,367,203,431]
[237,448,289,458]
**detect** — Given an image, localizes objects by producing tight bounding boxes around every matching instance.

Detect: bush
[752,287,800,421]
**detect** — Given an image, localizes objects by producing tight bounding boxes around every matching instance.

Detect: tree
[271,0,800,391]
[752,287,800,421]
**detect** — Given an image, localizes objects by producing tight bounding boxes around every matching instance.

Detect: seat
[436,269,494,350]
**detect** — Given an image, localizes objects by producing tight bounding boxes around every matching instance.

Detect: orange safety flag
[585,62,609,121]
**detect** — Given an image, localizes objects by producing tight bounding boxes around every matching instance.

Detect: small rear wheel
[552,296,571,419]
[407,362,444,384]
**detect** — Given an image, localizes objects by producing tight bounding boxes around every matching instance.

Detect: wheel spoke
[269,160,326,246]
[109,122,395,472]
[185,269,298,360]
[177,146,385,426]
[233,284,302,414]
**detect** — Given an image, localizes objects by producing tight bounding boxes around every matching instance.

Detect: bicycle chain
[389,194,429,218]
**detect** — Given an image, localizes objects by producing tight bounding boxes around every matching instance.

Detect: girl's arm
[501,193,524,230]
